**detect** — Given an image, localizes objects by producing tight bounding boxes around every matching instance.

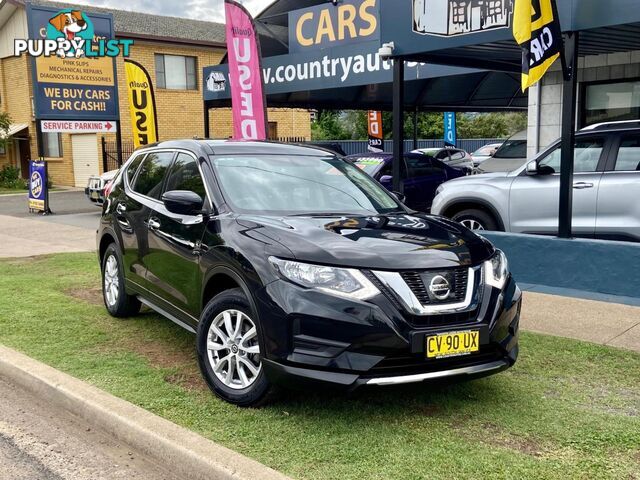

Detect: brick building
[0,0,311,187]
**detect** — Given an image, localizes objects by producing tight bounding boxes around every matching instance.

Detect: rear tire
[452,208,499,231]
[101,243,141,318]
[197,289,273,407]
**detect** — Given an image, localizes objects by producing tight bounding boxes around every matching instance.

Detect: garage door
[71,134,99,187]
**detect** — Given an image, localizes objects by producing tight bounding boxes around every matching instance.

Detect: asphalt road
[0,377,178,480]
[0,191,101,231]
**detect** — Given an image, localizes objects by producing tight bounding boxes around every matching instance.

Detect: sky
[68,0,273,23]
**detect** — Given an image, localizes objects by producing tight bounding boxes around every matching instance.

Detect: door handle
[116,203,127,214]
[147,218,161,230]
[573,182,594,189]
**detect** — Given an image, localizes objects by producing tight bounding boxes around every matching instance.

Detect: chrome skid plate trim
[366,360,507,386]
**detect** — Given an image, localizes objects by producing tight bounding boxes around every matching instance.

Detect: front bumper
[255,274,521,390]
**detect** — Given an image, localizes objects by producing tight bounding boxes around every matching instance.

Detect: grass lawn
[0,253,638,480]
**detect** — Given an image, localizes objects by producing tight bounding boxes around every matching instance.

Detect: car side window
[450,151,465,161]
[125,154,146,185]
[539,137,605,173]
[164,153,207,200]
[132,151,175,199]
[436,150,449,161]
[405,155,441,177]
[614,135,640,171]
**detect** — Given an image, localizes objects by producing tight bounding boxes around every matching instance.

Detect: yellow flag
[513,0,563,91]
[124,59,158,148]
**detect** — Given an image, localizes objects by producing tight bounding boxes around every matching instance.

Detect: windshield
[472,146,499,156]
[352,156,386,175]
[210,155,403,216]
[493,140,527,159]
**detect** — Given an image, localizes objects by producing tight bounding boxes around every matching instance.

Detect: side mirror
[379,175,393,184]
[162,190,204,216]
[525,160,538,175]
[392,191,406,204]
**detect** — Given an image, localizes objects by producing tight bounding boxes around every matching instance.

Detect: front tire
[452,208,499,231]
[197,289,273,407]
[101,243,141,317]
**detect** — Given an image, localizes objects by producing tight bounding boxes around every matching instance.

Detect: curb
[0,345,292,480]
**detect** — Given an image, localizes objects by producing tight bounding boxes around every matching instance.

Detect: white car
[470,142,503,167]
[85,169,118,206]
[474,130,528,173]
[412,147,474,172]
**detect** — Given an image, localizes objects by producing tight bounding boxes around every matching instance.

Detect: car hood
[236,213,494,270]
[445,171,510,185]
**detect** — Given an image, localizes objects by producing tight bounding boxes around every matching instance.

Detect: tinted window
[132,152,174,199]
[164,153,207,199]
[436,150,449,160]
[614,136,640,171]
[126,154,146,184]
[406,156,444,177]
[450,151,466,161]
[539,138,605,173]
[494,140,527,159]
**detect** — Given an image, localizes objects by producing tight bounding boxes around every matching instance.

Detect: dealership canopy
[203,0,527,112]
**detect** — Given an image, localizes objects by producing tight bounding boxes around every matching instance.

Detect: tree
[0,111,12,150]
[310,110,351,140]
[311,110,527,141]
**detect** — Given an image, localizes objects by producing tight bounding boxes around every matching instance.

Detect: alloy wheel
[207,309,262,390]
[460,219,485,231]
[104,255,120,306]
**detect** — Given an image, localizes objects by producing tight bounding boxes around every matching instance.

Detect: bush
[0,166,27,190]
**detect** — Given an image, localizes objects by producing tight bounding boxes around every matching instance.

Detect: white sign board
[41,120,117,134]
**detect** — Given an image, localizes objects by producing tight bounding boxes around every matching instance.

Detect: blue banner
[29,161,48,212]
[444,112,456,147]
[27,4,119,121]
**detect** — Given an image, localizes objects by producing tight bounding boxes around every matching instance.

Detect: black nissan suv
[97,140,520,406]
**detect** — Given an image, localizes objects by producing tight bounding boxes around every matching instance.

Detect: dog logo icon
[47,10,93,58]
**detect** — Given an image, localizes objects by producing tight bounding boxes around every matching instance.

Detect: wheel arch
[98,229,121,264]
[441,198,506,231]
[202,266,258,318]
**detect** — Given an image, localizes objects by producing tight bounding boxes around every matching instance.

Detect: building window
[582,80,640,127]
[155,54,197,90]
[43,132,62,157]
[451,2,468,25]
[0,143,6,155]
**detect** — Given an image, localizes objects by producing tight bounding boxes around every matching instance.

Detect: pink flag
[224,0,267,140]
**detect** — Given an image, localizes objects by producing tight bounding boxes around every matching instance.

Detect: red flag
[224,0,267,140]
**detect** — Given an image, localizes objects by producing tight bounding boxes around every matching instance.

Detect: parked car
[470,143,503,167]
[475,130,528,173]
[97,140,520,406]
[85,169,118,206]
[348,152,467,212]
[431,121,640,241]
[412,147,474,171]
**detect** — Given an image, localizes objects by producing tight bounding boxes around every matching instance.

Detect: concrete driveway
[0,191,99,258]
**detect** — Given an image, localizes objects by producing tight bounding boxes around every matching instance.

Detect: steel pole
[558,32,579,239]
[392,59,405,194]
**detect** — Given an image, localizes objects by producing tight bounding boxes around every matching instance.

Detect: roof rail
[581,120,640,131]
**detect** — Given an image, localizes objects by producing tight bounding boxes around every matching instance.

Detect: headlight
[269,257,380,301]
[484,250,509,289]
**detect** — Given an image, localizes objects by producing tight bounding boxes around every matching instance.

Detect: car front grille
[400,267,469,306]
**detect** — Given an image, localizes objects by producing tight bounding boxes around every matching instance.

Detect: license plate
[426,330,479,359]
